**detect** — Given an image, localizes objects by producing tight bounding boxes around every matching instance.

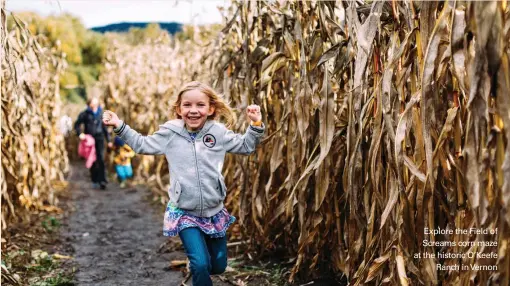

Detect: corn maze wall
[101,0,510,284]
[1,4,69,233]
[209,0,510,284]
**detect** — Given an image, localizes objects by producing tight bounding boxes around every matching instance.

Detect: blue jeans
[179,228,228,286]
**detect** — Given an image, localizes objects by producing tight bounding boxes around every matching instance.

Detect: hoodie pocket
[174,182,199,210]
[218,176,227,199]
[170,179,182,203]
[202,176,227,208]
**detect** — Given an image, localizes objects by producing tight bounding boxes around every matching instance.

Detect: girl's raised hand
[246,104,262,122]
[102,110,121,128]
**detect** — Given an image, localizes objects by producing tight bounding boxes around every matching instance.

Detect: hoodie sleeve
[223,124,265,155]
[114,121,172,155]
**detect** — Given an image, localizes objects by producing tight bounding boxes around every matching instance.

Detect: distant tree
[60,69,80,88]
[44,15,82,64]
[81,32,107,65]
[8,12,107,101]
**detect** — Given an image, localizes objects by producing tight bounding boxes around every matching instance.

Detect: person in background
[74,96,112,190]
[112,136,135,188]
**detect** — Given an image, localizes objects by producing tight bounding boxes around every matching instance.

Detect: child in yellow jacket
[113,136,135,188]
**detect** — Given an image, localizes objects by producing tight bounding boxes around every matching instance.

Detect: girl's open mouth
[188,116,201,122]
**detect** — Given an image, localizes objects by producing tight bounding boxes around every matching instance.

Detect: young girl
[102,81,264,286]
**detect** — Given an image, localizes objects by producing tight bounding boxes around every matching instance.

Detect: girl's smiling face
[177,89,215,131]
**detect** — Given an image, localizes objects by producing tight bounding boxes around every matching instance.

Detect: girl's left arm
[223,123,265,155]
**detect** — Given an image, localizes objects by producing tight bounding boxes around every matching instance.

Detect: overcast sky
[5,0,227,28]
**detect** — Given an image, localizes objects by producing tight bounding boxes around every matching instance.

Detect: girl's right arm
[103,111,171,155]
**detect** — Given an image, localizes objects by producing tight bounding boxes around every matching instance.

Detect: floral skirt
[163,202,236,238]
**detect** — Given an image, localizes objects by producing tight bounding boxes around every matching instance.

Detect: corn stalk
[1,3,69,234]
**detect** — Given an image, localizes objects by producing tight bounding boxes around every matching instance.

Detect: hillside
[90,22,182,34]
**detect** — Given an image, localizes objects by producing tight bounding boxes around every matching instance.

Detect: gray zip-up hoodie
[114,119,264,217]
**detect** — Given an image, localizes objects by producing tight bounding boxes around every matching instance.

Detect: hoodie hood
[163,119,216,140]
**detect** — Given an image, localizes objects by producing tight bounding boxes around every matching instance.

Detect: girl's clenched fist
[246,104,262,123]
[102,110,121,129]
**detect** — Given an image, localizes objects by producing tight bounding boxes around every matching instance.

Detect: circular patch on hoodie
[203,134,216,148]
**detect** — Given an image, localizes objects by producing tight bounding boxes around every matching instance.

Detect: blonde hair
[171,81,234,127]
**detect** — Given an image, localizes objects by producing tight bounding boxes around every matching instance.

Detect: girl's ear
[208,105,215,116]
[176,106,182,117]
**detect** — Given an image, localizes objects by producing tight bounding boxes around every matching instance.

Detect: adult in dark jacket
[74,97,112,189]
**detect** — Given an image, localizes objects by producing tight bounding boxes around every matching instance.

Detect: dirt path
[64,164,229,285]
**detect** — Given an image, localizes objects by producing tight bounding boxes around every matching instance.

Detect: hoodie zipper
[191,139,204,216]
